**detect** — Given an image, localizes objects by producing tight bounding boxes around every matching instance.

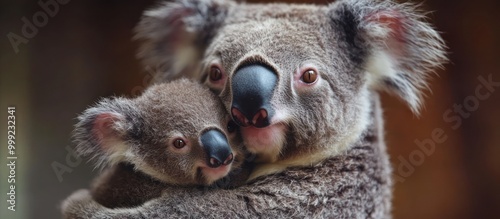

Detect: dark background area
[0,0,499,218]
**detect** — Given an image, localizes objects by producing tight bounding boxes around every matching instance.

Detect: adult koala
[135,0,446,179]
[62,0,446,218]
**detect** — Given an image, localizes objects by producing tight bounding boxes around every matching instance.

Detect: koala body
[62,0,446,218]
[70,79,246,208]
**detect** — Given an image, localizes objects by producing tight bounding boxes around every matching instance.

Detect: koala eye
[227,120,238,133]
[300,69,318,84]
[209,66,223,81]
[173,139,186,149]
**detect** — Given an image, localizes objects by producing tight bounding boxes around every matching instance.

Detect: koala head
[74,79,244,185]
[135,0,447,169]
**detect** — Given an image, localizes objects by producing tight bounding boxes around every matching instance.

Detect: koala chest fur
[90,163,166,208]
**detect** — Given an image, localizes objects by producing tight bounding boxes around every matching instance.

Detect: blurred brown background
[0,0,498,218]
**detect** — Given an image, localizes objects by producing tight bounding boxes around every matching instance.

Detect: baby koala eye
[227,120,238,133]
[173,139,186,149]
[209,66,223,82]
[300,69,318,84]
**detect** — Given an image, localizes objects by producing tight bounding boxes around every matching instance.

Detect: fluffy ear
[329,0,447,114]
[73,98,138,169]
[135,0,234,81]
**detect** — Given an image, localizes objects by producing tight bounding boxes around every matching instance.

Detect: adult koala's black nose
[201,130,233,168]
[231,64,277,128]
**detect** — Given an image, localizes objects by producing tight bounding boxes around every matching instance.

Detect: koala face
[135,0,446,170]
[74,79,244,185]
[200,8,370,163]
[131,80,244,184]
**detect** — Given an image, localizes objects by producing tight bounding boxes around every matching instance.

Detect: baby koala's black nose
[200,130,233,168]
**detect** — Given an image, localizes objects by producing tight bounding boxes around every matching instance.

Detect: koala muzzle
[231,64,277,128]
[201,130,234,168]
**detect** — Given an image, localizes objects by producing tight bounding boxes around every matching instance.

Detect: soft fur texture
[132,0,446,179]
[61,0,446,218]
[89,163,166,208]
[62,95,392,219]
[71,79,246,208]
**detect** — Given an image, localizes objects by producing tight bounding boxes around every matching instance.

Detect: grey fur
[62,95,391,218]
[134,0,234,80]
[70,79,246,208]
[135,0,447,177]
[62,0,446,218]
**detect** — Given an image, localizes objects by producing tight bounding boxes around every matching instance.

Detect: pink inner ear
[367,11,406,40]
[366,11,408,56]
[92,113,122,150]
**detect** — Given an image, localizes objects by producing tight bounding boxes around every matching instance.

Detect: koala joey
[135,0,447,180]
[72,79,247,208]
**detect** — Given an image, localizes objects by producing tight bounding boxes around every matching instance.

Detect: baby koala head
[74,79,243,185]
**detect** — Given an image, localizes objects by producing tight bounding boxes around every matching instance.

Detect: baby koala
[73,79,247,208]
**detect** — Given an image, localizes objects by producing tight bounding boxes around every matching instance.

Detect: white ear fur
[365,50,421,113]
[366,50,397,82]
[349,0,447,114]
[135,0,233,81]
[89,112,130,168]
[135,6,201,80]
[74,98,137,170]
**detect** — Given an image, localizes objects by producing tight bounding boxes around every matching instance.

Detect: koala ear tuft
[91,112,125,145]
[329,0,447,114]
[135,0,234,81]
[73,98,136,169]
